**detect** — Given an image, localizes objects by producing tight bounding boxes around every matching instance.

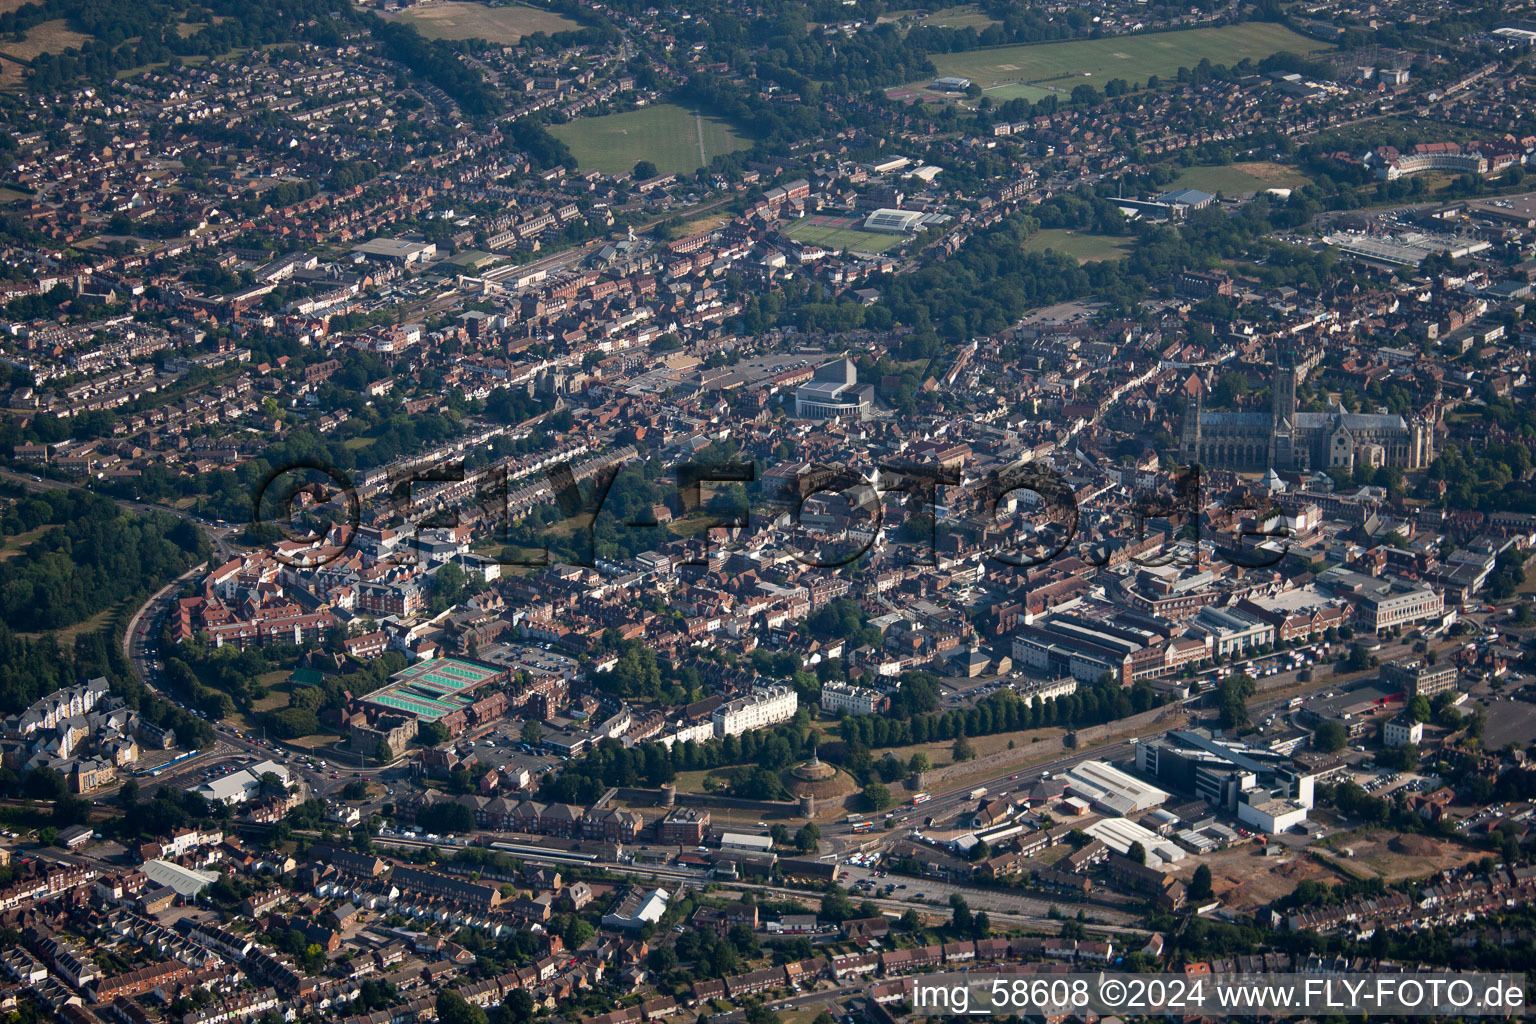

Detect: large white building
[1083,817,1186,868]
[1237,797,1310,835]
[601,887,670,931]
[1191,606,1274,658]
[863,208,926,233]
[795,358,873,421]
[820,680,886,716]
[713,685,798,738]
[1065,760,1170,816]
[195,759,291,806]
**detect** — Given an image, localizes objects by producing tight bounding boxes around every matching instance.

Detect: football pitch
[550,103,749,176]
[786,219,908,253]
[926,22,1328,91]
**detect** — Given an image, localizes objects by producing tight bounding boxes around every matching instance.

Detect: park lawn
[1171,161,1312,195]
[116,55,211,80]
[785,220,907,253]
[916,5,999,31]
[925,22,1327,90]
[0,19,92,87]
[879,725,1068,773]
[1022,228,1132,263]
[251,674,293,714]
[379,2,578,44]
[550,103,749,177]
[0,524,52,561]
[0,187,29,203]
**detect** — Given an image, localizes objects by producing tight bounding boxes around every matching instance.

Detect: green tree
[1189,864,1213,900]
[1313,719,1347,753]
[437,990,489,1024]
[949,894,972,934]
[564,917,594,949]
[863,782,892,812]
[820,884,856,923]
[1217,673,1256,730]
[1127,841,1147,865]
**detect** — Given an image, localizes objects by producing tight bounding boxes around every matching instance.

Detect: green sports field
[985,83,1058,102]
[916,5,999,31]
[550,103,749,176]
[1022,229,1132,264]
[786,220,907,254]
[925,22,1328,90]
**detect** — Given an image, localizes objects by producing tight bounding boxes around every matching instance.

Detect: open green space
[550,103,750,177]
[1022,228,1132,263]
[1170,161,1312,195]
[379,2,579,44]
[984,83,1058,102]
[916,5,999,31]
[926,22,1328,90]
[785,220,908,253]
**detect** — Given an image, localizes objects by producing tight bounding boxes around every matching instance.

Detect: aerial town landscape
[3,0,1536,1020]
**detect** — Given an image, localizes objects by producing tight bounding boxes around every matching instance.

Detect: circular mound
[1389,834,1437,857]
[791,755,838,782]
[784,764,859,802]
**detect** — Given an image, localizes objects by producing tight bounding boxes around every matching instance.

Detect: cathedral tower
[1269,347,1298,469]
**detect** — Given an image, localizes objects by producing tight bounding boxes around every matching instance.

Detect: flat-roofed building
[1065,760,1170,816]
[1381,657,1458,698]
[863,208,926,234]
[794,359,873,421]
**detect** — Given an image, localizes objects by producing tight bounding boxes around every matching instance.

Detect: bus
[1288,696,1304,709]
[911,792,931,805]
[850,820,875,834]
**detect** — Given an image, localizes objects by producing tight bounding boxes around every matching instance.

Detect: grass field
[925,22,1327,90]
[785,219,907,253]
[0,524,50,561]
[0,19,92,87]
[550,103,749,176]
[1022,228,1132,263]
[915,5,999,31]
[984,83,1057,102]
[1171,161,1311,195]
[380,1,578,44]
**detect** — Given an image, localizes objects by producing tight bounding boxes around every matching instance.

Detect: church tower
[1179,373,1203,465]
[1269,347,1298,469]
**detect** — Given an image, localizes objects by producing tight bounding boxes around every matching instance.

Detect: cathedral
[1179,350,1434,473]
